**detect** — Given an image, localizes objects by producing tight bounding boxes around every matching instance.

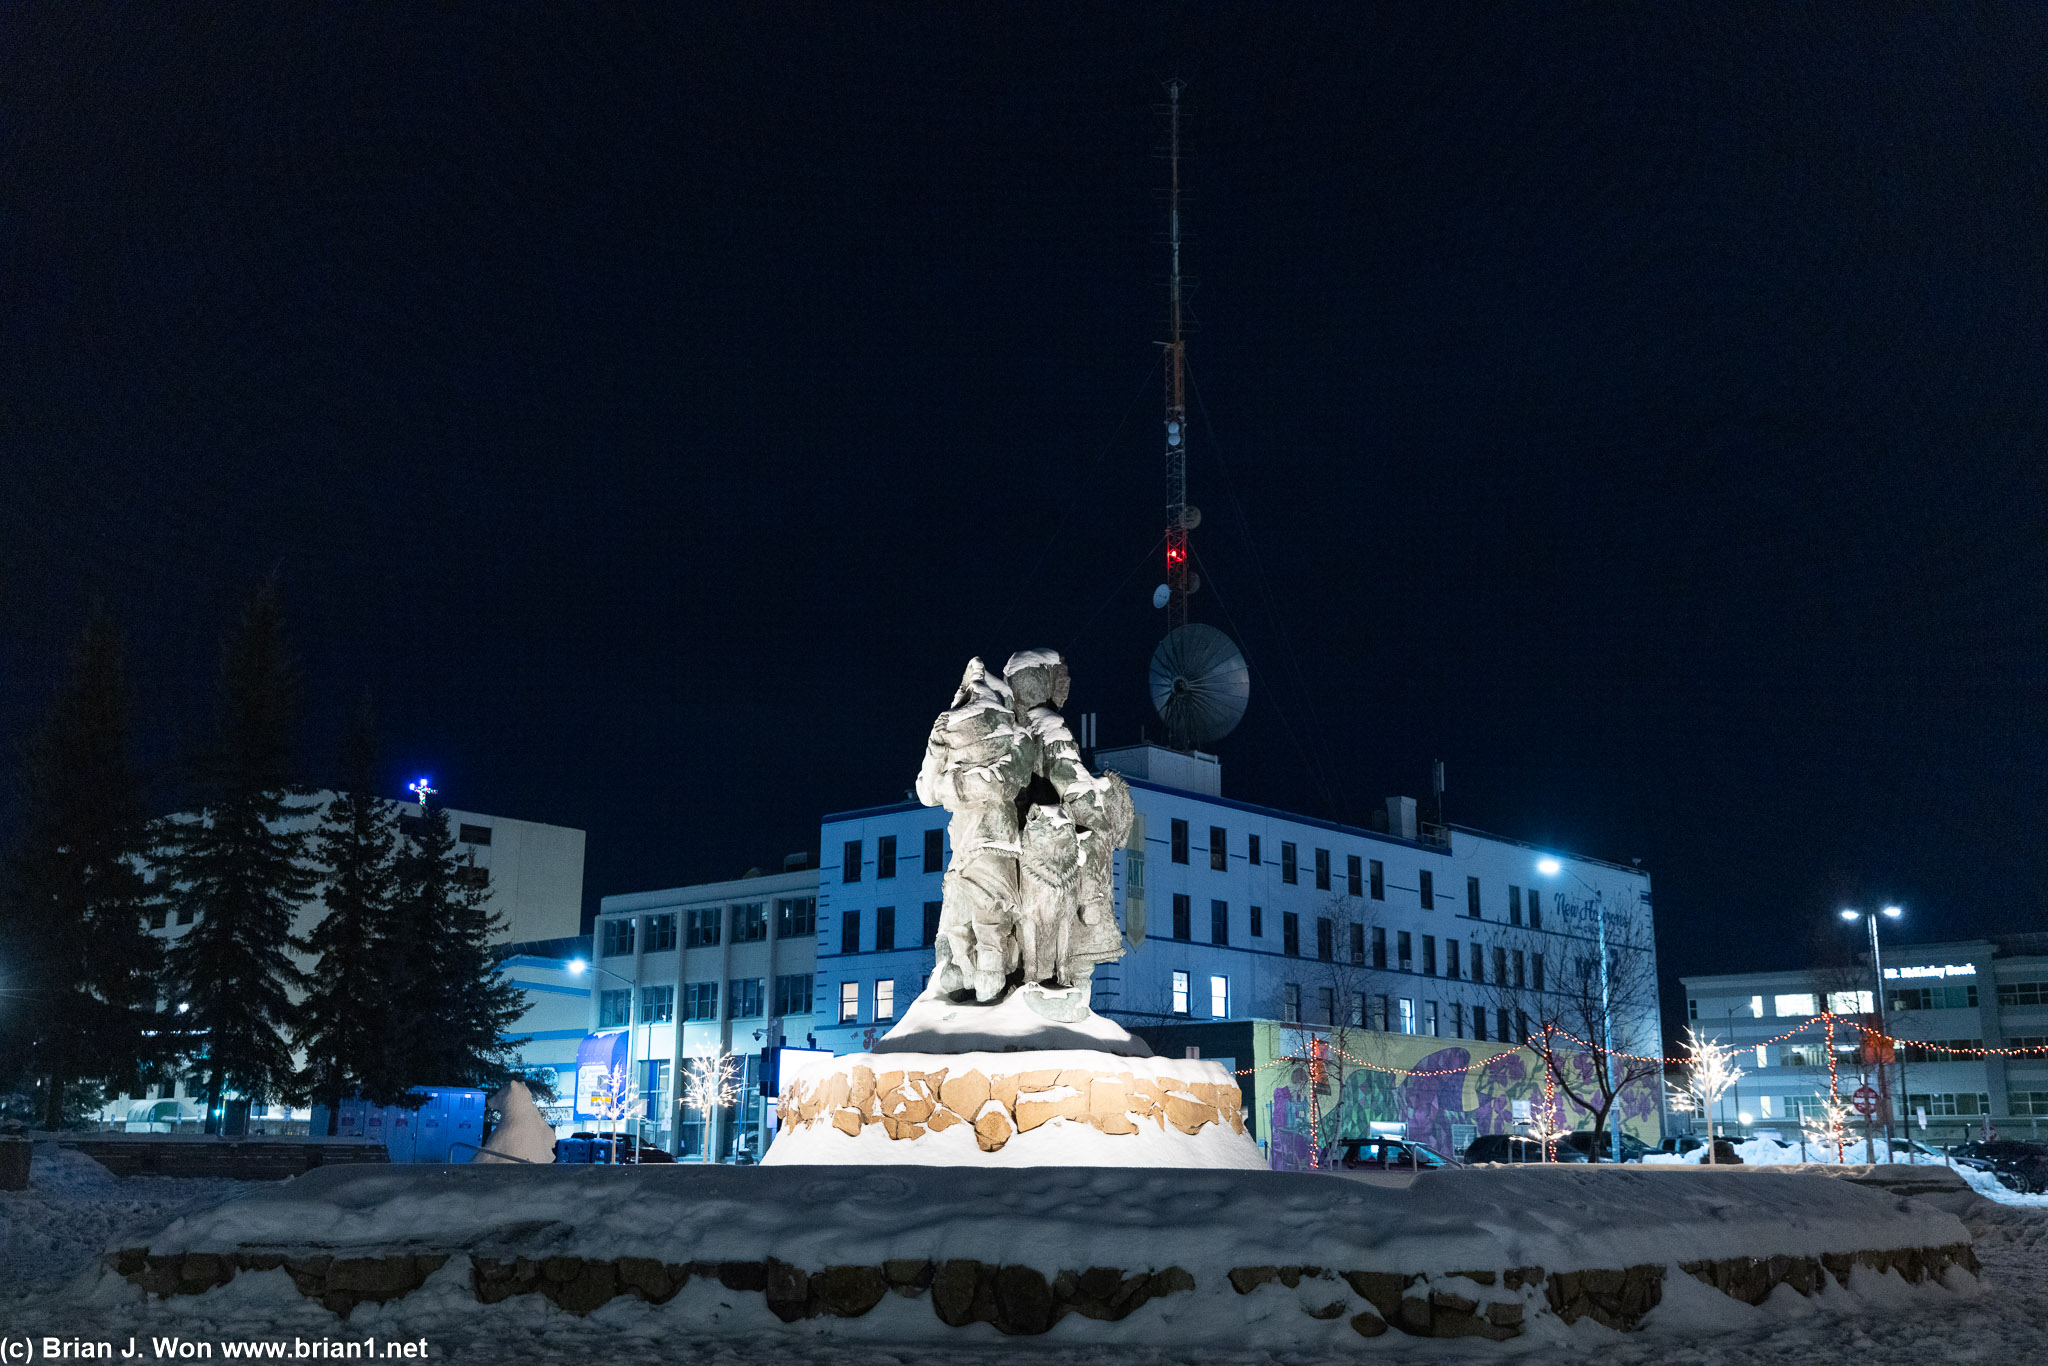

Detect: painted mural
[1250,1021,1661,1170]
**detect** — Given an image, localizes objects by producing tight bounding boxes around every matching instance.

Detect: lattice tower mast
[1163,79,1190,632]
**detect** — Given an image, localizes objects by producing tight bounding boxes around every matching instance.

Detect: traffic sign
[1850,1085,1880,1117]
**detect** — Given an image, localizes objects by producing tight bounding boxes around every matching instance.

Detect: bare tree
[1272,897,1395,1164]
[1668,1028,1745,1164]
[1492,893,1663,1161]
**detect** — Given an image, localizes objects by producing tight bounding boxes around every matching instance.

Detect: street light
[567,958,640,1155]
[1537,856,1621,1164]
[1839,905,1904,1160]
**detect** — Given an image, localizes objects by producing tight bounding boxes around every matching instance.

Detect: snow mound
[873,985,1152,1056]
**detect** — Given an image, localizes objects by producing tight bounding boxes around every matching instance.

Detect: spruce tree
[294,694,400,1129]
[2,610,162,1129]
[392,794,525,1090]
[160,585,316,1131]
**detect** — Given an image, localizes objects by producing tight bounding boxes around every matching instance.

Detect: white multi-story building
[1681,934,2048,1147]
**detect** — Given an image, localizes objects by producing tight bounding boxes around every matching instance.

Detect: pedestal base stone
[764,1048,1264,1168]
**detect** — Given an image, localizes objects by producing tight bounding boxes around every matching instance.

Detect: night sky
[5,5,2045,1029]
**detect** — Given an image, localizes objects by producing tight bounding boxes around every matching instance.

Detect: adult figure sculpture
[915,657,1035,1002]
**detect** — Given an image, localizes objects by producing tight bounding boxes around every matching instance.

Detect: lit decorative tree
[590,1061,644,1164]
[1523,1096,1573,1162]
[685,1052,742,1162]
[1802,1092,1856,1163]
[1667,1028,1745,1165]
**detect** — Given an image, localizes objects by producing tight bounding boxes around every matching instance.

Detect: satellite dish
[1181,505,1201,530]
[1166,420,1182,447]
[1149,623,1250,747]
[1152,584,1171,610]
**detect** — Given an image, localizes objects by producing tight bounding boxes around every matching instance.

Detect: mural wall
[1249,1021,1663,1170]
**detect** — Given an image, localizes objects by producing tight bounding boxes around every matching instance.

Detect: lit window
[1172,971,1190,1015]
[1826,990,1873,1014]
[1749,995,1764,1018]
[1399,999,1415,1035]
[875,979,895,1021]
[1755,1045,1768,1068]
[839,981,859,1023]
[1760,1096,1774,1118]
[1773,993,1817,1018]
[1209,975,1229,1019]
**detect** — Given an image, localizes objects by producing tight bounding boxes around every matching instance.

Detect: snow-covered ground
[2,1142,2045,1362]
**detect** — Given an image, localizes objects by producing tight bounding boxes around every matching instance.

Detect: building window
[1248,834,1262,865]
[1446,939,1461,980]
[1688,997,1698,1021]
[683,981,719,1021]
[1318,987,1336,1025]
[1315,848,1331,890]
[1496,1008,1512,1043]
[1494,946,1508,986]
[1533,953,1545,991]
[1399,998,1416,1035]
[1508,885,1522,926]
[685,907,722,948]
[1172,894,1191,941]
[1210,827,1228,871]
[773,974,813,1017]
[841,910,860,954]
[1827,990,1874,1014]
[1513,949,1526,989]
[1282,912,1300,957]
[875,906,896,952]
[1398,931,1413,972]
[775,897,816,938]
[458,822,493,846]
[1210,899,1229,945]
[922,901,941,948]
[1172,971,1191,1015]
[599,990,631,1027]
[643,914,677,953]
[1774,993,1818,1017]
[923,827,944,873]
[1527,893,1541,930]
[1369,859,1384,900]
[1750,994,1765,1017]
[1425,1001,1440,1036]
[1250,904,1264,938]
[1468,876,1482,918]
[1317,917,1334,961]
[642,986,675,1023]
[1282,982,1300,1022]
[1371,926,1387,969]
[2009,1092,2048,1117]
[1890,985,1978,1012]
[874,979,895,1021]
[1419,869,1434,910]
[1472,1007,1487,1042]
[1347,992,1366,1027]
[839,981,860,1023]
[733,903,767,943]
[1281,842,1298,884]
[601,918,635,957]
[876,835,896,879]
[842,839,863,882]
[1349,921,1365,966]
[1470,946,1484,985]
[1908,1092,1993,1118]
[1347,854,1363,897]
[1999,982,2048,1007]
[1210,975,1229,1018]
[1171,819,1189,864]
[1516,1008,1528,1043]
[1423,935,1437,976]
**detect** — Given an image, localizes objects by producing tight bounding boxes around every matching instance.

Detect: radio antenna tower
[1147,81,1251,752]
[1162,78,1190,632]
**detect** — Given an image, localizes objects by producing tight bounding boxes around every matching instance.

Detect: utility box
[312,1088,486,1163]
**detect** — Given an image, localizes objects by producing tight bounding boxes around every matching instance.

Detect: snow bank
[872,987,1152,1056]
[0,1143,250,1296]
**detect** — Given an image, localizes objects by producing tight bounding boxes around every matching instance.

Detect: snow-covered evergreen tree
[390,793,525,1090]
[295,694,401,1128]
[160,586,316,1130]
[1,610,163,1129]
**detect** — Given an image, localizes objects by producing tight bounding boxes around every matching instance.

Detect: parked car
[1656,1135,1743,1164]
[1326,1137,1459,1171]
[1950,1140,2048,1194]
[1561,1131,1656,1164]
[1463,1134,1588,1164]
[554,1132,676,1164]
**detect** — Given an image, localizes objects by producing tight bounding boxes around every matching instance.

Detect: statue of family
[915,650,1135,1005]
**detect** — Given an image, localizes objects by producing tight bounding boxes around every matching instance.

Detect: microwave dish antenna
[1149,623,1249,748]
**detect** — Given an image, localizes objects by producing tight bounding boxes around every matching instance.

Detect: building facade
[589,864,822,1160]
[1681,934,2048,1147]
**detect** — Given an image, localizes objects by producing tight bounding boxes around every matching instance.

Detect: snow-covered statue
[917,657,1036,1002]
[916,650,1133,1008]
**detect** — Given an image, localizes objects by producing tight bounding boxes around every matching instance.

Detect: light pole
[1537,856,1622,1164]
[568,958,638,1156]
[1839,905,1904,1160]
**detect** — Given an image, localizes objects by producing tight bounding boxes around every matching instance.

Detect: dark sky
[5,5,2045,1025]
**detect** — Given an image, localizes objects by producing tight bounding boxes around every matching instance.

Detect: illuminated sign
[1882,964,1976,980]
